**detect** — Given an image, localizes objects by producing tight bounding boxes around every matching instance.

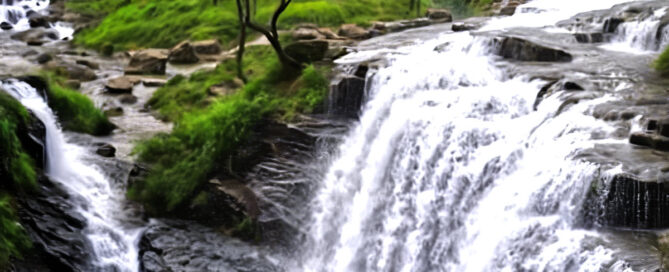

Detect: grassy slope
[130,45,329,213]
[73,0,430,52]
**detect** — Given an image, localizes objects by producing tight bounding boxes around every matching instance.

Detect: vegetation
[0,195,31,267]
[40,73,115,136]
[131,45,329,213]
[654,46,669,76]
[75,0,430,52]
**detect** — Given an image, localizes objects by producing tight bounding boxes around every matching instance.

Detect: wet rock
[94,143,116,157]
[292,27,324,40]
[28,14,49,28]
[168,41,199,64]
[426,8,452,21]
[603,17,624,33]
[192,39,222,55]
[573,33,604,43]
[11,27,59,45]
[142,78,167,87]
[354,64,369,78]
[0,22,12,30]
[629,132,669,151]
[35,53,52,64]
[338,24,370,40]
[563,81,584,91]
[284,40,329,63]
[128,163,150,189]
[208,179,260,220]
[595,174,669,229]
[452,23,477,32]
[499,1,521,16]
[75,59,99,70]
[104,107,124,117]
[141,251,172,272]
[657,12,669,48]
[105,76,139,93]
[659,119,669,138]
[125,49,168,75]
[494,37,573,62]
[44,61,97,81]
[330,76,366,118]
[119,94,138,104]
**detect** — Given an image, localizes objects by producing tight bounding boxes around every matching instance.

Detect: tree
[409,0,421,17]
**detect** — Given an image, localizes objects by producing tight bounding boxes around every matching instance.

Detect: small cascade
[1,79,144,272]
[606,7,669,53]
[0,0,49,30]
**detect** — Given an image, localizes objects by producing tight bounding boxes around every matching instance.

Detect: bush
[655,46,669,76]
[40,74,115,136]
[0,195,31,267]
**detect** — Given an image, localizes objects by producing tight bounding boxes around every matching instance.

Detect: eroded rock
[494,37,573,62]
[125,49,168,75]
[168,41,199,64]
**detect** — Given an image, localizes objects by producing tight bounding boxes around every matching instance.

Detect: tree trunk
[243,0,301,69]
[235,0,248,82]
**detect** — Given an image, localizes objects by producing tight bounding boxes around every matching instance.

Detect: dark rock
[104,107,124,117]
[452,23,477,32]
[574,33,604,43]
[603,17,624,33]
[94,143,116,157]
[329,76,366,118]
[75,59,99,70]
[168,41,199,64]
[11,28,59,45]
[657,12,669,49]
[494,37,573,62]
[563,81,584,91]
[629,132,654,148]
[192,39,222,55]
[119,94,138,104]
[648,119,659,132]
[64,79,81,90]
[292,27,324,40]
[533,80,558,110]
[0,22,12,30]
[426,8,452,21]
[141,251,172,272]
[105,76,139,93]
[338,24,370,40]
[128,163,150,188]
[142,78,167,87]
[659,119,669,138]
[499,2,521,16]
[21,111,46,169]
[208,179,260,220]
[284,40,329,63]
[35,53,52,64]
[44,61,97,81]
[28,14,50,28]
[354,64,369,78]
[125,49,168,75]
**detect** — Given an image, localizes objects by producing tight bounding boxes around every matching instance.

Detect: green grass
[0,195,31,267]
[131,45,329,214]
[66,0,132,17]
[655,46,669,76]
[75,0,428,52]
[0,92,37,191]
[40,73,115,136]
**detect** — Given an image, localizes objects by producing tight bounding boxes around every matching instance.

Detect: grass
[654,46,669,76]
[75,0,428,52]
[0,195,31,267]
[40,73,115,136]
[130,45,329,214]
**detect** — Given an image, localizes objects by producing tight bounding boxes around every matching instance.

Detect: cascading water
[0,0,72,39]
[301,0,662,271]
[1,79,144,271]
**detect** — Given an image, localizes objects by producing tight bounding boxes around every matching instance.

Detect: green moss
[0,194,31,267]
[0,93,37,191]
[654,46,669,76]
[40,74,115,136]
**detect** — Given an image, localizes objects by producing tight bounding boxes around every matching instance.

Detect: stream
[2,0,669,271]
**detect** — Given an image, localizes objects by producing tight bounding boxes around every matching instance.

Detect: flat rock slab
[105,76,140,93]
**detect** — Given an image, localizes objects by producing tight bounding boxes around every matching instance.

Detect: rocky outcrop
[499,1,521,16]
[425,8,452,21]
[284,40,329,63]
[168,41,199,64]
[329,76,366,118]
[338,24,370,40]
[125,49,168,75]
[603,17,624,33]
[493,37,573,62]
[573,33,604,43]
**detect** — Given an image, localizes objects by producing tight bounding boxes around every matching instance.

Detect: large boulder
[338,24,370,40]
[284,40,329,63]
[192,39,222,55]
[10,27,59,46]
[125,49,168,75]
[45,61,97,81]
[168,41,199,64]
[292,27,324,40]
[105,76,140,93]
[494,37,573,62]
[426,8,452,21]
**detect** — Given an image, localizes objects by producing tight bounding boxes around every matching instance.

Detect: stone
[629,132,654,148]
[573,33,604,43]
[659,119,669,138]
[499,2,521,16]
[603,17,624,33]
[104,107,124,117]
[75,59,99,70]
[36,53,52,64]
[105,76,139,93]
[494,37,573,62]
[595,174,669,228]
[284,40,329,63]
[192,39,222,55]
[125,49,168,75]
[330,76,366,118]
[452,23,477,32]
[563,81,584,91]
[119,94,138,104]
[94,143,116,157]
[425,8,452,21]
[0,22,12,30]
[142,78,167,87]
[209,179,260,219]
[338,24,370,40]
[28,14,50,28]
[11,27,59,45]
[208,78,243,97]
[45,61,97,81]
[657,12,669,48]
[168,41,199,64]
[292,27,323,40]
[317,27,340,39]
[141,251,172,272]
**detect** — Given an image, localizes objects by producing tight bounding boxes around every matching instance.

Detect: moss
[654,46,669,76]
[0,195,31,267]
[39,73,115,136]
[0,93,37,191]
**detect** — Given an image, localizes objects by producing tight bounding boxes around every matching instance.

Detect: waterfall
[1,79,143,272]
[604,7,669,53]
[301,1,653,271]
[0,0,73,39]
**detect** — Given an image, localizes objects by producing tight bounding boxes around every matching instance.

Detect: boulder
[75,59,99,70]
[119,94,138,104]
[104,107,124,117]
[192,39,222,55]
[338,24,370,40]
[208,179,260,220]
[317,27,340,39]
[36,53,52,64]
[629,132,669,151]
[28,14,50,28]
[292,27,324,40]
[284,40,329,63]
[425,8,452,22]
[452,23,477,32]
[125,49,168,75]
[0,22,12,30]
[11,27,59,45]
[573,33,604,43]
[45,61,97,81]
[94,143,116,158]
[168,41,199,64]
[105,76,139,93]
[330,76,366,118]
[494,37,573,62]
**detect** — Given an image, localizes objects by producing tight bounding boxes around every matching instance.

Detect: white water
[303,1,650,271]
[603,7,669,54]
[0,0,73,39]
[1,80,143,271]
